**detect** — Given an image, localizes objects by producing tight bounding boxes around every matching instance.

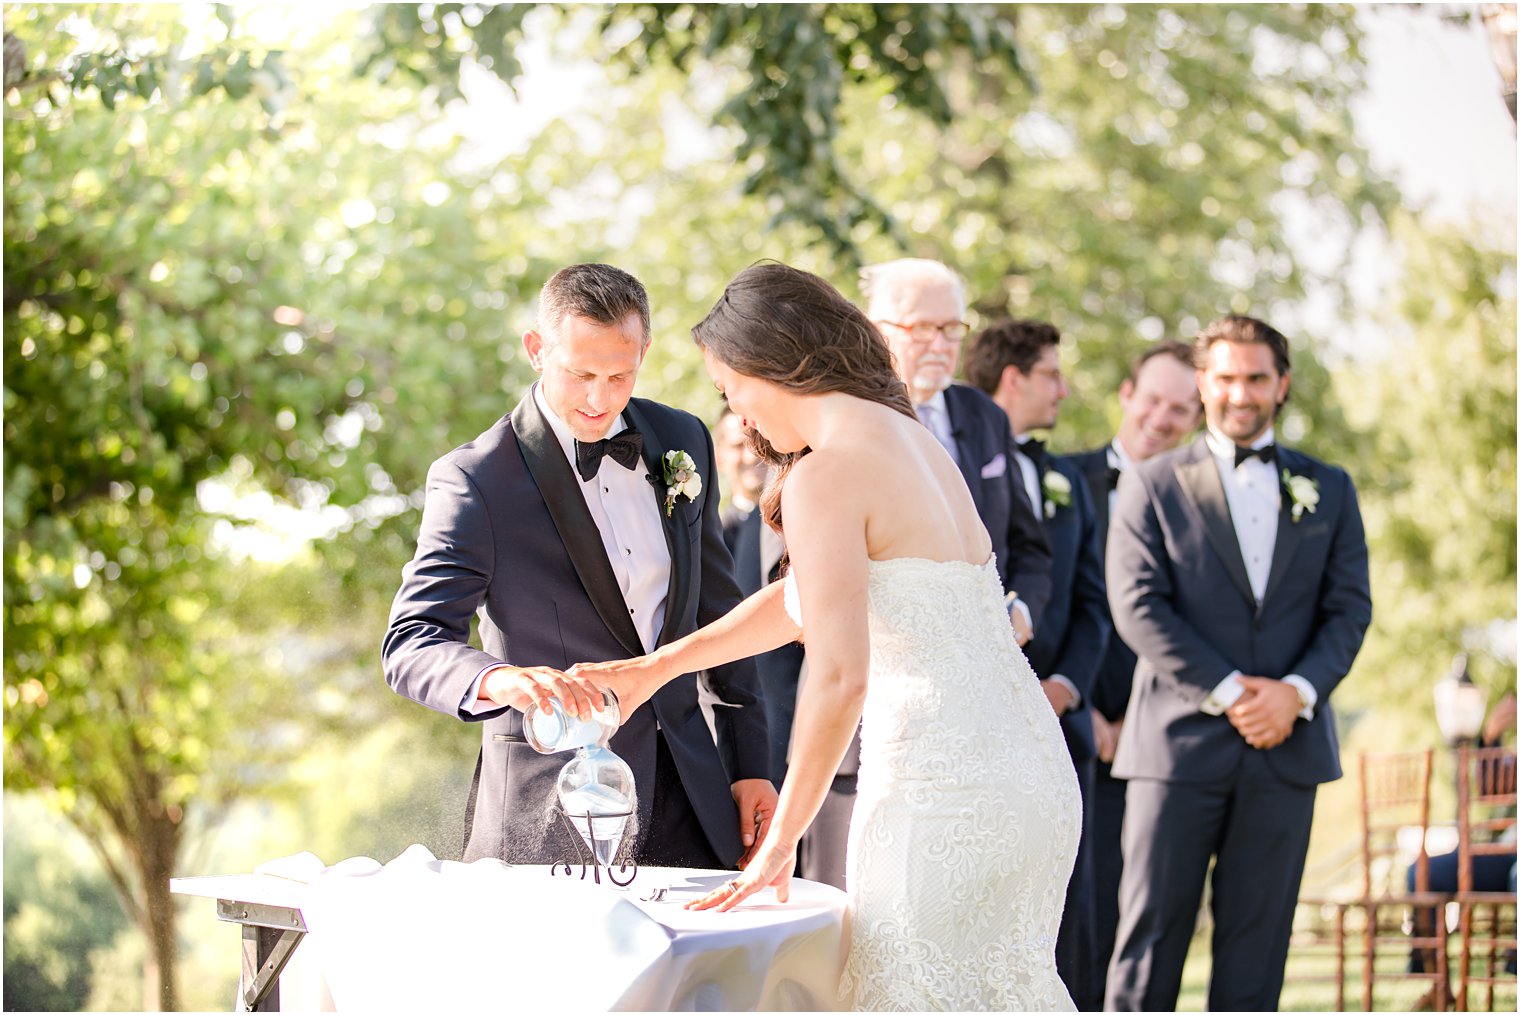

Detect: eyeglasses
[878,320,969,346]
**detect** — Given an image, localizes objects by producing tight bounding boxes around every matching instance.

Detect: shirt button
[603,487,609,493]
[624,548,631,555]
[629,608,635,614]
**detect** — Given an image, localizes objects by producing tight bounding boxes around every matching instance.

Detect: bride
[573,262,1079,1011]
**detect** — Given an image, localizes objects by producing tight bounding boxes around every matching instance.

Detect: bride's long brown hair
[692,261,915,539]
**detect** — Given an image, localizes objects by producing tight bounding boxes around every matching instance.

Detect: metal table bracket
[216,898,307,1012]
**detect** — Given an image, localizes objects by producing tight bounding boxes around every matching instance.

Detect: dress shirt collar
[533,383,630,476]
[915,388,950,418]
[1205,425,1275,466]
[1108,438,1136,473]
[729,492,757,515]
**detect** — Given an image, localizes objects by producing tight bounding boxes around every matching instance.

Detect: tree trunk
[135,808,182,1012]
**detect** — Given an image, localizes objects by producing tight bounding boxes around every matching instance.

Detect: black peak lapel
[1081,449,1112,545]
[622,399,692,649]
[511,394,645,658]
[1262,446,1310,606]
[1173,442,1256,608]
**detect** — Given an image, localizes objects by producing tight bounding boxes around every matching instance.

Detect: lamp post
[1434,652,1489,749]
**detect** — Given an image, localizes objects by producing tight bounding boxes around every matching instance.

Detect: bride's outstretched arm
[570,563,802,715]
[687,450,871,908]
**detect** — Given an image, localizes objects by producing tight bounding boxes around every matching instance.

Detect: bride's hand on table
[684,833,796,911]
[567,653,670,717]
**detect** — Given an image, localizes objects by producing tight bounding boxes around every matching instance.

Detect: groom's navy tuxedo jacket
[941,384,1054,628]
[382,392,768,866]
[1107,439,1371,788]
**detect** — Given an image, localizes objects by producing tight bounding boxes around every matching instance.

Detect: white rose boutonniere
[662,449,702,517]
[1042,470,1072,519]
[1281,469,1319,523]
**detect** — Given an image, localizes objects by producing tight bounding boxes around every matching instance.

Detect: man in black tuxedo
[1066,340,1201,1007]
[383,263,777,869]
[796,258,1055,890]
[1104,316,1372,1011]
[966,318,1111,1009]
[713,408,803,787]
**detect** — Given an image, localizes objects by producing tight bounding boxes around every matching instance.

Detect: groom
[1104,315,1372,1011]
[382,263,776,869]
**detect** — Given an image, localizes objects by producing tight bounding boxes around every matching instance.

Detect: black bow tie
[1020,437,1047,464]
[1107,466,1123,492]
[575,427,644,482]
[1234,443,1276,469]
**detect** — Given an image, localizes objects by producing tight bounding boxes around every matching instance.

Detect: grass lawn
[1174,930,1516,1012]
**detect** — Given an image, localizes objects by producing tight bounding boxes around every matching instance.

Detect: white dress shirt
[1198,426,1316,720]
[1106,439,1135,517]
[463,386,672,712]
[1012,435,1044,523]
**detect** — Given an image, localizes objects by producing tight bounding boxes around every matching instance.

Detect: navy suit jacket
[382,392,769,865]
[1022,448,1112,762]
[1068,446,1140,723]
[1107,439,1372,788]
[942,384,1054,628]
[721,505,805,784]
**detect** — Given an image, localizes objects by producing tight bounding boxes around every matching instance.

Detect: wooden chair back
[1360,749,1435,896]
[1455,744,1517,891]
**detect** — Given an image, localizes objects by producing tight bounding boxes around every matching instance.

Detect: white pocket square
[980,453,1007,479]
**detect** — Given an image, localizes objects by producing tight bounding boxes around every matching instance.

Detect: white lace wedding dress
[785,556,1080,1012]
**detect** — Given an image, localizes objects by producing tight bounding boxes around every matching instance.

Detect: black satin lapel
[1083,455,1111,549]
[942,389,986,512]
[1173,446,1257,607]
[622,400,690,649]
[511,395,645,658]
[1262,449,1308,606]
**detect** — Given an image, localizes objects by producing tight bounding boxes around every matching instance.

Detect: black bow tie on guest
[1233,443,1276,469]
[1107,466,1123,492]
[1020,437,1047,465]
[574,427,644,482]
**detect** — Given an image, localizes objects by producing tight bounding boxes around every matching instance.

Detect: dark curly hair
[691,261,914,537]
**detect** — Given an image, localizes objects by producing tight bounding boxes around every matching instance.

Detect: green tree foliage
[3,798,130,1011]
[358,3,1395,455]
[1338,214,1517,744]
[357,3,1033,262]
[831,3,1394,452]
[3,5,541,1006]
[4,3,1509,1008]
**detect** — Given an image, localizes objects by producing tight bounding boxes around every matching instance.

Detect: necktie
[574,427,644,482]
[916,404,957,455]
[1233,443,1276,469]
[1107,466,1123,492]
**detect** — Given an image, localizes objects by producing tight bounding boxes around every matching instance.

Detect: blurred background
[3,3,1515,1010]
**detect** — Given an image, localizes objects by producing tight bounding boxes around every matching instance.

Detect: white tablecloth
[238,845,849,1012]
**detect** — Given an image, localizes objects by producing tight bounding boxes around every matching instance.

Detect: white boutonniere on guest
[1281,469,1319,523]
[662,449,703,516]
[1041,470,1072,519]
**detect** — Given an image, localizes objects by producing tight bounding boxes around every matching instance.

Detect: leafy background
[3,4,1514,1009]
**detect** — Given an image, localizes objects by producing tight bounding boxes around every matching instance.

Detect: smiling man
[382,263,776,869]
[1103,315,1372,1012]
[1065,339,1201,1006]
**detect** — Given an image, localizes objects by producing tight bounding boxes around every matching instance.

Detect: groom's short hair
[538,263,652,347]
